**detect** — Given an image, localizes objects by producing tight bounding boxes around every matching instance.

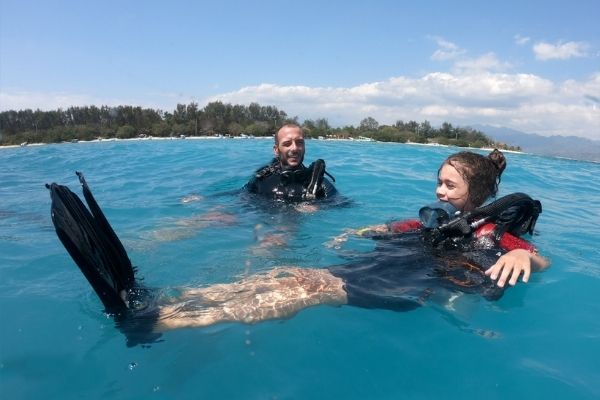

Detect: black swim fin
[47,174,134,312]
[47,173,161,346]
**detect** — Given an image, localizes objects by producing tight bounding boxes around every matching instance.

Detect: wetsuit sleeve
[388,219,423,233]
[475,223,537,253]
[354,219,422,238]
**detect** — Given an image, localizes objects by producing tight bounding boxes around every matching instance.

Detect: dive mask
[419,201,459,228]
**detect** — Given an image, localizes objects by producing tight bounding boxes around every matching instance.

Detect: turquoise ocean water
[1,139,599,399]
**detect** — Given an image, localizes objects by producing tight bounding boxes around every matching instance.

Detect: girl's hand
[485,249,533,288]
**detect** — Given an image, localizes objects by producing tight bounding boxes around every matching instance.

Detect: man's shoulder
[245,159,280,194]
[253,158,280,179]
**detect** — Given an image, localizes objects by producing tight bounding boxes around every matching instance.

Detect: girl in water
[48,149,549,344]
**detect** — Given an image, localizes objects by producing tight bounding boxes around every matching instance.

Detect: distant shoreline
[0,135,267,149]
[0,135,526,154]
[7,136,600,163]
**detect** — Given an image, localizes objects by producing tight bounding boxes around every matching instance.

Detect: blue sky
[1,0,598,139]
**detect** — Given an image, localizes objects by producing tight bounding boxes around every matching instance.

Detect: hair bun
[488,148,507,175]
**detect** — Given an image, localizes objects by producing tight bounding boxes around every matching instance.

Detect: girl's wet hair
[440,149,507,207]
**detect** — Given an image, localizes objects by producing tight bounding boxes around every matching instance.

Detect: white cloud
[453,53,512,73]
[430,37,466,61]
[207,71,599,140]
[533,41,589,60]
[514,34,530,45]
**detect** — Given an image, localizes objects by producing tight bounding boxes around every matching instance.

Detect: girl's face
[436,163,472,211]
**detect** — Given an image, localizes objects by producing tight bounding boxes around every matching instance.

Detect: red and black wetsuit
[388,219,537,253]
[328,218,537,312]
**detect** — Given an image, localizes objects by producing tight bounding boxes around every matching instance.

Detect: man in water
[245,124,337,202]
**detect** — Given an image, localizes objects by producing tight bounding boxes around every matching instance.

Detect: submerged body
[158,230,510,329]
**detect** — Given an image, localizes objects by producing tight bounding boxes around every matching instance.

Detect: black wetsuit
[245,158,337,202]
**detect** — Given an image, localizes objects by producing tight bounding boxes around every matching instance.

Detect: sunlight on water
[1,139,599,399]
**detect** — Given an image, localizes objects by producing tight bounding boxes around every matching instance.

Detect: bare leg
[156,267,347,331]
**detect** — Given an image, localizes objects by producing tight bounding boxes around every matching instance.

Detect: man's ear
[273,143,279,157]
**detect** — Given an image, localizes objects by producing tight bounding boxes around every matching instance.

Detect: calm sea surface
[1,139,599,399]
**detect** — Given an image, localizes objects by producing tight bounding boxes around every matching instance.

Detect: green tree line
[299,117,519,150]
[0,102,290,145]
[0,102,519,150]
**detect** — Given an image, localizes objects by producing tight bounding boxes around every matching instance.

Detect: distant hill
[472,125,600,162]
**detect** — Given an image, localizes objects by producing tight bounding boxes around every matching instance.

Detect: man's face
[274,126,305,168]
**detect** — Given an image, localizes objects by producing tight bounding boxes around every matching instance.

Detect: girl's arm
[476,223,550,287]
[326,220,422,248]
[485,248,550,288]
